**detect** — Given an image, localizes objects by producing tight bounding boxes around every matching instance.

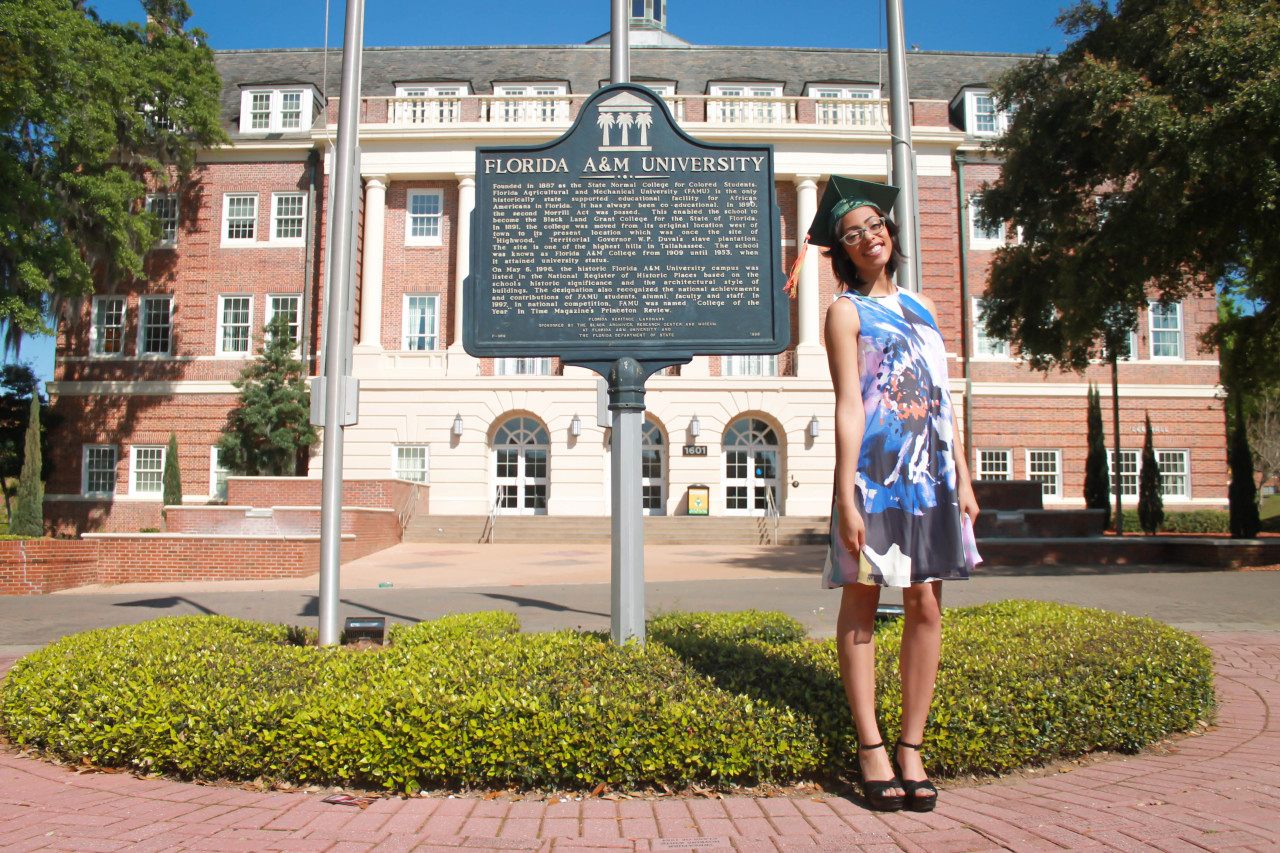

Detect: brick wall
[87,535,335,584]
[0,540,100,595]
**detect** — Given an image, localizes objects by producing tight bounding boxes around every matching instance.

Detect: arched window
[493,416,550,514]
[723,418,780,516]
[642,419,667,516]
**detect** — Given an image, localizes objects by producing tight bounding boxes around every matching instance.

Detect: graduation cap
[807,176,900,248]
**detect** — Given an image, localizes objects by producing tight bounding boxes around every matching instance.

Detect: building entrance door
[494,416,549,515]
[724,418,780,516]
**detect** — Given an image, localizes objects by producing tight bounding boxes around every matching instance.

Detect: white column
[448,174,478,376]
[356,175,387,351]
[794,176,826,378]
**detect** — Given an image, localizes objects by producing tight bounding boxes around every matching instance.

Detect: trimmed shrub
[1119,509,1230,534]
[0,605,1215,794]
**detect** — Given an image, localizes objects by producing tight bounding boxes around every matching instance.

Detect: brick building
[43,3,1226,534]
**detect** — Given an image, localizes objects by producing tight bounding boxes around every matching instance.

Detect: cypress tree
[1137,413,1164,534]
[1083,383,1111,528]
[8,393,44,538]
[1230,398,1262,538]
[162,431,182,512]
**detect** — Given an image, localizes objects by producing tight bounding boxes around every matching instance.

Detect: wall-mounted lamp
[569,414,582,437]
[807,415,821,438]
[688,414,701,438]
[451,413,464,437]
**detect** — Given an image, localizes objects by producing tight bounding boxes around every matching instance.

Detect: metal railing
[763,485,780,545]
[481,486,501,544]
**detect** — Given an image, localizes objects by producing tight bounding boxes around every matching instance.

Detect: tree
[8,392,43,537]
[162,431,181,511]
[216,315,317,477]
[1229,398,1261,538]
[1083,382,1110,527]
[0,364,55,516]
[1137,413,1163,535]
[977,1,1280,377]
[0,0,226,347]
[1247,388,1280,500]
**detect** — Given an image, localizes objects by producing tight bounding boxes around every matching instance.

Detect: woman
[811,176,980,812]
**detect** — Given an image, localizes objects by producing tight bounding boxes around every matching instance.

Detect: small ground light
[343,616,386,643]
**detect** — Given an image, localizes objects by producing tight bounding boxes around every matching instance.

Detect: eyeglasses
[839,218,887,246]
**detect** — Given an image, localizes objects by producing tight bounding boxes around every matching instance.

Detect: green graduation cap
[807,176,900,248]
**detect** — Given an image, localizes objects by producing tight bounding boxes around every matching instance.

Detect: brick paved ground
[0,632,1275,852]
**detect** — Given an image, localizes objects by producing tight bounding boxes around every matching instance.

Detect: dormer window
[954,88,1010,137]
[808,85,881,127]
[238,87,316,134]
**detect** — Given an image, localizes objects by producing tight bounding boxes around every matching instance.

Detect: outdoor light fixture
[689,414,701,437]
[570,414,582,437]
[451,413,464,436]
[343,616,386,644]
[808,415,821,438]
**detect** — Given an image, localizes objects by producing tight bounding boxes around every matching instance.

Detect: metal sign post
[886,0,921,293]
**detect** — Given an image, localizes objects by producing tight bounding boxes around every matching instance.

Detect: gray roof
[214,44,1029,130]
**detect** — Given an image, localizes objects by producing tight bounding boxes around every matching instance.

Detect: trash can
[687,484,709,516]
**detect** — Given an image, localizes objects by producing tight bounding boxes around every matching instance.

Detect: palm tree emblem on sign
[596,90,654,152]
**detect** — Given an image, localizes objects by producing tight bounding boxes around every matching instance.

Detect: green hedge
[0,603,1214,793]
[1119,509,1229,534]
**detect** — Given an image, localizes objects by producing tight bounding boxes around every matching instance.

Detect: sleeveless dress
[823,288,980,588]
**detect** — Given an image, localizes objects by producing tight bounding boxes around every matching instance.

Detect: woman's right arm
[825,296,867,555]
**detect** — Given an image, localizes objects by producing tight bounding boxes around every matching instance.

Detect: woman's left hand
[958,480,980,524]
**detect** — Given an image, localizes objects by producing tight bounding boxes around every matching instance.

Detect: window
[394,85,466,124]
[972,298,1009,358]
[1108,449,1140,497]
[964,89,1009,136]
[218,295,252,355]
[1149,301,1183,359]
[811,86,879,126]
[496,357,553,375]
[968,194,1005,247]
[394,445,430,483]
[146,193,179,247]
[210,447,230,500]
[1109,328,1139,362]
[710,84,785,123]
[139,296,172,356]
[271,193,306,242]
[82,445,118,496]
[493,84,568,123]
[1158,450,1189,499]
[1026,450,1061,498]
[406,190,443,245]
[238,88,314,134]
[266,295,300,347]
[91,296,126,356]
[223,194,257,243]
[978,450,1011,481]
[722,354,778,376]
[402,294,439,351]
[131,445,165,496]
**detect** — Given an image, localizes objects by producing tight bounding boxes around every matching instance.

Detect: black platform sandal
[856,741,906,811]
[895,740,938,812]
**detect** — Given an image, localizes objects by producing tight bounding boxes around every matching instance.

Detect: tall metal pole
[317,0,365,646]
[885,0,920,293]
[611,0,629,85]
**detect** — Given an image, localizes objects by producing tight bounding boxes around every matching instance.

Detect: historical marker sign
[464,83,789,362]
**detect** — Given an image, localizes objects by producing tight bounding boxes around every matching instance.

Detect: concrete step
[404,515,829,545]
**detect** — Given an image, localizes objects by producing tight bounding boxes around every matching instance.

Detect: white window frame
[394,84,467,124]
[1026,449,1062,499]
[405,190,444,246]
[722,354,778,377]
[968,193,1005,248]
[809,85,880,126]
[210,446,231,501]
[90,295,127,357]
[1157,449,1190,499]
[270,193,306,244]
[138,295,173,357]
[493,83,569,123]
[1108,449,1140,498]
[217,295,253,356]
[145,193,179,248]
[496,357,553,376]
[238,88,314,134]
[402,293,440,351]
[82,445,118,497]
[977,449,1012,481]
[965,89,1010,137]
[222,193,258,245]
[393,444,430,483]
[710,83,785,124]
[265,294,301,350]
[1149,301,1184,360]
[972,298,1010,358]
[130,445,166,497]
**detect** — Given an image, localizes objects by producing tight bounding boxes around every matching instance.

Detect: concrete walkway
[0,544,1277,851]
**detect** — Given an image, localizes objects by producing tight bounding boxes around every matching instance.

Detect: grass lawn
[1262,493,1280,520]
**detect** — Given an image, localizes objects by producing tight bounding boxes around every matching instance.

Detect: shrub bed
[1118,509,1229,534]
[0,603,1214,793]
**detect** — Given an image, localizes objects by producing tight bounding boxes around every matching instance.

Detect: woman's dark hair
[822,207,904,291]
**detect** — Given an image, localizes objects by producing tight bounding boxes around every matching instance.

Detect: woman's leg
[836,582,900,793]
[897,581,943,789]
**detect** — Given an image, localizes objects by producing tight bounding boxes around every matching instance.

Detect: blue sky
[5,0,1073,388]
